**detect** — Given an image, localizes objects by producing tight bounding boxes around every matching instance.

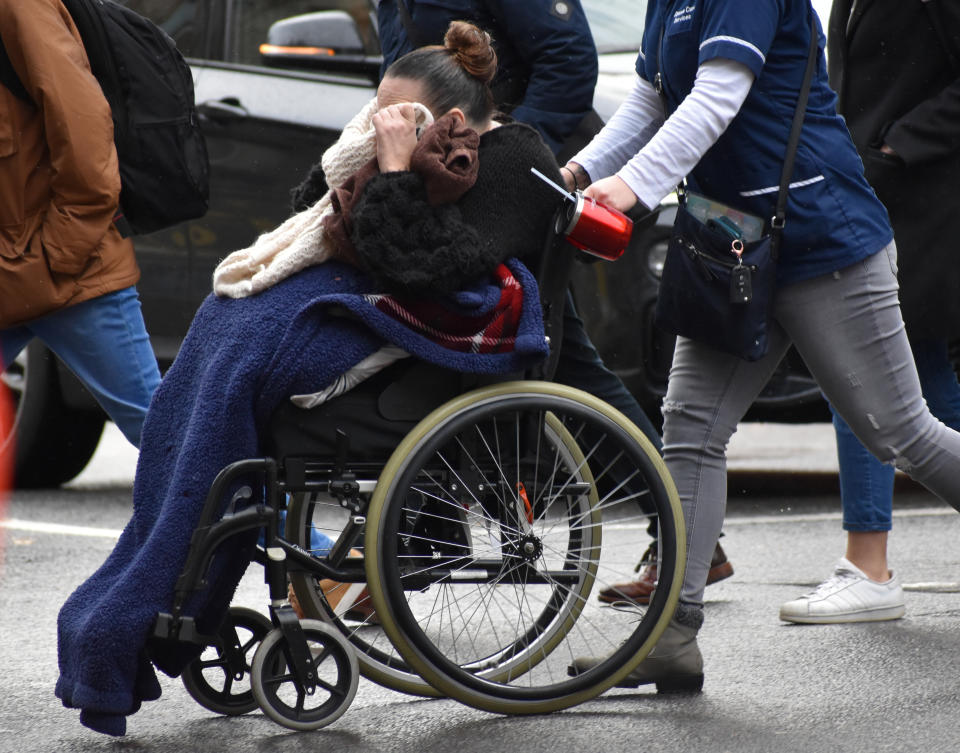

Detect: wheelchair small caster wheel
[182,606,273,716]
[251,619,358,731]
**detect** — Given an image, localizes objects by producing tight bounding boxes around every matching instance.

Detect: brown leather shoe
[287,548,380,624]
[288,579,380,624]
[597,540,734,606]
[318,579,380,624]
[707,541,734,585]
[287,581,307,619]
[597,543,658,605]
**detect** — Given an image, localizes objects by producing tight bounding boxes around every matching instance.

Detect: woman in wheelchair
[55,20,564,735]
[56,21,684,736]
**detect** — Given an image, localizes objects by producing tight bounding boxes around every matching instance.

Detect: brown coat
[0,0,139,328]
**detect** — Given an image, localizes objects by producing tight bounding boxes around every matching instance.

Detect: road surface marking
[724,506,956,527]
[0,518,121,539]
[2,506,954,541]
[604,506,954,531]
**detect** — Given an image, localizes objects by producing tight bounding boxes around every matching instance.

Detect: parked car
[0,0,824,487]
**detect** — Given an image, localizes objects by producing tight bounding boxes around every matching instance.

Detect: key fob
[730,265,752,304]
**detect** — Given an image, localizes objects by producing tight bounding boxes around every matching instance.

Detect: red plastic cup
[556,191,633,260]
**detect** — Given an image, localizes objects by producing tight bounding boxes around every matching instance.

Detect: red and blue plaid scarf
[363,264,524,354]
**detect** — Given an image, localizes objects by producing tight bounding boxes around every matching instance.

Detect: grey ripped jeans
[662,242,960,607]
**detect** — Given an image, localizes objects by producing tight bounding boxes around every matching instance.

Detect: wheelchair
[152,225,686,731]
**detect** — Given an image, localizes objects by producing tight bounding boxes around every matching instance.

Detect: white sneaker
[779,557,905,624]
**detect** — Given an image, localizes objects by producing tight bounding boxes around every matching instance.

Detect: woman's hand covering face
[373,103,421,172]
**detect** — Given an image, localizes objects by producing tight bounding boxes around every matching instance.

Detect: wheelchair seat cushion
[268,359,491,461]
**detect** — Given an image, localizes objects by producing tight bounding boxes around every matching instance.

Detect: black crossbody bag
[653,17,818,361]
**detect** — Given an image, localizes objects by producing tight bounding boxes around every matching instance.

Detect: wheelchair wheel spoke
[367,385,684,712]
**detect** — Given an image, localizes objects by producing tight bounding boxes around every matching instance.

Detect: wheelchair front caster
[182,606,273,716]
[251,619,358,731]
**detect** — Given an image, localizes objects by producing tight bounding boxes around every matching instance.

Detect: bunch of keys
[729,238,753,304]
[705,215,753,304]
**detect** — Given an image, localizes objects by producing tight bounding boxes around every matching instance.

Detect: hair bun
[443,20,497,85]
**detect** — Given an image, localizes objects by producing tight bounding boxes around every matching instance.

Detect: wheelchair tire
[181,606,273,716]
[286,413,600,697]
[364,381,685,715]
[251,620,358,731]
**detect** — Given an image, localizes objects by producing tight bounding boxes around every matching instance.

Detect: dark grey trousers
[662,243,960,607]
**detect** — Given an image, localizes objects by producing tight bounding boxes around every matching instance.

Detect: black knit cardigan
[292,122,564,295]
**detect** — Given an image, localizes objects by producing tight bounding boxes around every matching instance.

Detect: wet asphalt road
[1,427,959,753]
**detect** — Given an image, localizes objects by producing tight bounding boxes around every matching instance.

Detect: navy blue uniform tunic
[377,0,598,154]
[639,0,893,285]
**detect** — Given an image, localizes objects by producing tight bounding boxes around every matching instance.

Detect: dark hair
[385,20,497,125]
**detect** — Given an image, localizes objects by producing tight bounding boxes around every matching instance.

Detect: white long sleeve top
[572,58,755,209]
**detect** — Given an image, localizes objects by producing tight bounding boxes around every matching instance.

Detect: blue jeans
[276,509,335,553]
[0,286,161,447]
[831,337,960,532]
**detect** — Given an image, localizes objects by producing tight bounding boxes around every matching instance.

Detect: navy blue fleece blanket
[55,260,546,736]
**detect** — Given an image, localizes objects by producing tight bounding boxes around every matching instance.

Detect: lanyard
[653,0,678,107]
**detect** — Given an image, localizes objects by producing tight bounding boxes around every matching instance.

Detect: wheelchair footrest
[153,612,216,646]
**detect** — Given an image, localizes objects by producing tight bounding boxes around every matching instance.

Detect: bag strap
[769,15,819,258]
[0,37,32,102]
[659,16,818,258]
[923,0,960,75]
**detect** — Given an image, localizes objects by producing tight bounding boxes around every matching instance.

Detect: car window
[224,0,377,65]
[121,1,647,67]
[582,0,646,54]
[121,0,204,58]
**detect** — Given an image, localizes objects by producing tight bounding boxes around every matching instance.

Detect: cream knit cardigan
[212,98,434,298]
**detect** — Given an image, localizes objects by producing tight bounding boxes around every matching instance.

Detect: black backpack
[0,0,209,236]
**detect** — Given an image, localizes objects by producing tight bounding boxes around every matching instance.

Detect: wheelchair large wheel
[285,410,600,697]
[364,381,685,714]
[287,492,440,697]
